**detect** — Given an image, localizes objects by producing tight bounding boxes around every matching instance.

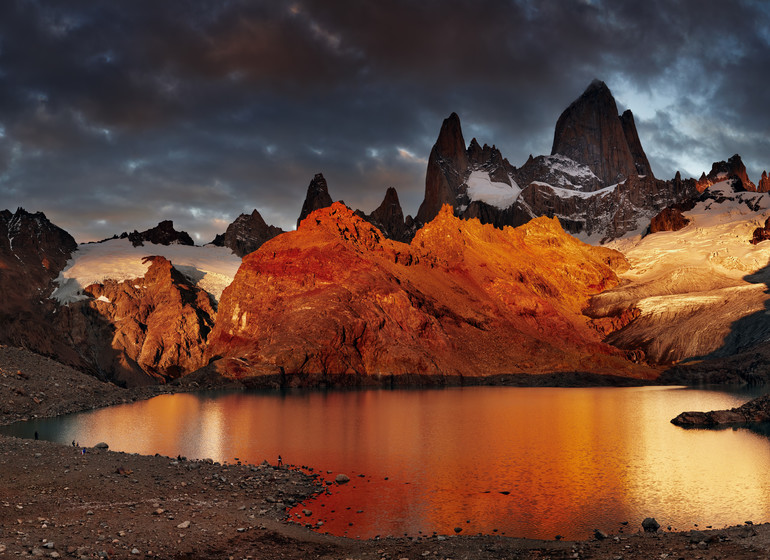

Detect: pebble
[336,473,350,484]
[176,520,190,529]
[131,548,140,555]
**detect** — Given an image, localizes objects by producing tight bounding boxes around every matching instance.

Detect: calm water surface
[3,386,770,540]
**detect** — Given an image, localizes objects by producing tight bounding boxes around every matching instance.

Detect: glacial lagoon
[3,385,770,540]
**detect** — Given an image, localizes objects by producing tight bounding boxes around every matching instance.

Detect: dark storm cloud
[0,0,769,242]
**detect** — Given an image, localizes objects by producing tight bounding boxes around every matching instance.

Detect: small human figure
[71,440,76,447]
[278,455,283,466]
[81,448,85,455]
[34,431,38,440]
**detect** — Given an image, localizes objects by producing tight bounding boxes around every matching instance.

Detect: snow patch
[544,154,599,184]
[530,181,619,199]
[465,170,521,209]
[95,295,111,303]
[52,238,242,304]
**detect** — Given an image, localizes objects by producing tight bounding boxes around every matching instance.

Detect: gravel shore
[2,344,770,559]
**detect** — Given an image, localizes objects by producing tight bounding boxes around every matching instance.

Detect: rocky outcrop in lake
[671,394,770,427]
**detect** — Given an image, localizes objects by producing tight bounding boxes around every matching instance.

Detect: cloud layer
[1,0,768,242]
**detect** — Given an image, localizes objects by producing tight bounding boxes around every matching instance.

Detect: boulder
[751,217,770,245]
[649,207,690,233]
[642,517,660,533]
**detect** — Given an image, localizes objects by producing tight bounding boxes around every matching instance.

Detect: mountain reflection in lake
[4,386,770,540]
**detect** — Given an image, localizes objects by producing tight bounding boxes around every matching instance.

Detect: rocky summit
[205,202,653,384]
[551,79,652,184]
[296,173,334,228]
[123,220,195,247]
[211,208,283,257]
[413,81,696,242]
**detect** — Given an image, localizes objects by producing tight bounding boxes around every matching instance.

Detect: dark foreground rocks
[672,393,770,427]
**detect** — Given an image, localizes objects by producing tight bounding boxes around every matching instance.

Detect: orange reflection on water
[40,386,770,540]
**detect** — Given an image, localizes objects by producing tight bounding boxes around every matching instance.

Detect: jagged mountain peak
[122,220,195,247]
[551,80,643,185]
[697,153,757,192]
[297,172,334,228]
[434,112,468,167]
[211,208,284,257]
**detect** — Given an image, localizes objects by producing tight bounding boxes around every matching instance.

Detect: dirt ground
[3,345,770,559]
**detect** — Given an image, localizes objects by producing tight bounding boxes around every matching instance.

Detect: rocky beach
[2,345,770,559]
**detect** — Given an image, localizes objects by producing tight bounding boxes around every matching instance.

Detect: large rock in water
[551,79,647,186]
[296,173,334,228]
[211,209,283,257]
[206,203,656,384]
[671,394,770,427]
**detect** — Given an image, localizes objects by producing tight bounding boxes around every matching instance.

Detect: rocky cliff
[0,208,77,313]
[551,80,647,185]
[296,173,334,228]
[212,209,283,257]
[206,203,654,384]
[357,187,415,243]
[413,81,697,241]
[696,154,757,192]
[56,256,216,387]
[415,113,470,225]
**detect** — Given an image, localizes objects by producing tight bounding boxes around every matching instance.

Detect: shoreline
[3,433,770,559]
[3,345,770,558]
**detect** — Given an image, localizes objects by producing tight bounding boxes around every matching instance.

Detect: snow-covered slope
[592,181,770,362]
[52,238,241,304]
[465,170,521,209]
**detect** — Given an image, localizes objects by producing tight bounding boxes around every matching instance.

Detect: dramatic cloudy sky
[1,0,769,242]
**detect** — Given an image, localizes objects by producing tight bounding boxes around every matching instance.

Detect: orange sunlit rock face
[207,202,655,381]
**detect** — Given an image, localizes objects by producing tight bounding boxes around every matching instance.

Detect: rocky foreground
[4,345,770,559]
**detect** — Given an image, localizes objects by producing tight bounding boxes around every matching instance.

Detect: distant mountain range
[3,80,770,388]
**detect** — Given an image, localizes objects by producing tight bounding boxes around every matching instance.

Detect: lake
[2,385,769,540]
